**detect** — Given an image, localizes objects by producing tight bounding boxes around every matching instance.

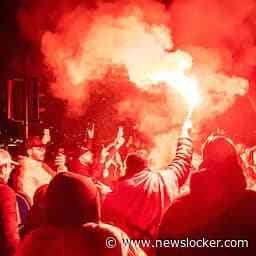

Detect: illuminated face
[79,151,94,165]
[28,146,46,161]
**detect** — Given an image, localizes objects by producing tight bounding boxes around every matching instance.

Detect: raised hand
[116,126,124,139]
[116,136,125,148]
[42,128,51,145]
[87,123,95,139]
[115,126,125,148]
[181,116,192,138]
[55,152,67,172]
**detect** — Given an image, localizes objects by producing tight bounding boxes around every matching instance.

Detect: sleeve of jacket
[166,136,193,188]
[0,185,20,256]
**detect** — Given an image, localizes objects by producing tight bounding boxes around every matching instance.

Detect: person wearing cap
[0,149,20,256]
[157,135,256,256]
[15,136,67,203]
[102,114,193,247]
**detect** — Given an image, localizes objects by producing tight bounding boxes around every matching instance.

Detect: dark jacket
[157,165,256,256]
[0,178,20,256]
[15,223,146,256]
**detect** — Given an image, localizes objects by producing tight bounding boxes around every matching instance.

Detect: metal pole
[24,55,29,140]
[24,78,29,139]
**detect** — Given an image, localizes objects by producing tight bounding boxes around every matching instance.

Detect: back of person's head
[15,223,146,256]
[124,152,148,178]
[33,184,48,209]
[0,149,12,182]
[46,172,99,227]
[195,135,246,195]
[201,135,238,166]
[0,148,12,164]
[15,226,93,256]
[81,222,147,256]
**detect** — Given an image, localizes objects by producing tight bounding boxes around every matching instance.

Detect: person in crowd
[15,136,67,203]
[101,126,126,184]
[45,172,99,227]
[239,144,256,187]
[102,114,193,242]
[15,172,146,256]
[0,149,20,256]
[71,125,126,184]
[157,135,256,256]
[71,123,105,180]
[41,129,51,145]
[15,222,146,256]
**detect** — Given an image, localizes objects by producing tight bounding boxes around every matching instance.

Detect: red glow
[18,0,252,168]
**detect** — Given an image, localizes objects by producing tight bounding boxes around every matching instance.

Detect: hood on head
[46,172,99,227]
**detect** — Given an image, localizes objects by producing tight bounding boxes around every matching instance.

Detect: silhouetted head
[33,184,49,209]
[201,135,238,166]
[124,151,148,178]
[192,135,246,199]
[46,172,99,227]
[0,149,12,182]
[15,223,146,256]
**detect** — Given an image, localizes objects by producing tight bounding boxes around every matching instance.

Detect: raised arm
[100,127,125,164]
[167,116,193,187]
[80,123,95,152]
[100,127,125,178]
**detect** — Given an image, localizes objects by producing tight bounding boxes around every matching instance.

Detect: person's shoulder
[155,168,179,188]
[130,169,165,186]
[158,193,191,237]
[244,189,256,197]
[19,156,34,168]
[82,222,147,256]
[0,182,16,198]
[161,192,191,222]
[0,180,12,190]
[242,189,256,206]
[168,192,191,211]
[18,155,29,163]
[117,169,153,183]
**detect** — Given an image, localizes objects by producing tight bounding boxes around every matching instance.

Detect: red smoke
[40,1,172,108]
[18,0,254,167]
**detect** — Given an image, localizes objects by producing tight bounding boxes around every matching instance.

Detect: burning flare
[150,50,200,109]
[151,70,200,108]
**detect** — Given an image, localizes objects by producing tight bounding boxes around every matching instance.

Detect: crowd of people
[0,111,256,256]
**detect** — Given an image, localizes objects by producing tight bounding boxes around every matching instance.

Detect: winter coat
[15,223,146,256]
[102,137,192,241]
[157,165,256,256]
[0,179,20,256]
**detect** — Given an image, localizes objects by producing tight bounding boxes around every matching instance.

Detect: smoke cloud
[17,0,255,167]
